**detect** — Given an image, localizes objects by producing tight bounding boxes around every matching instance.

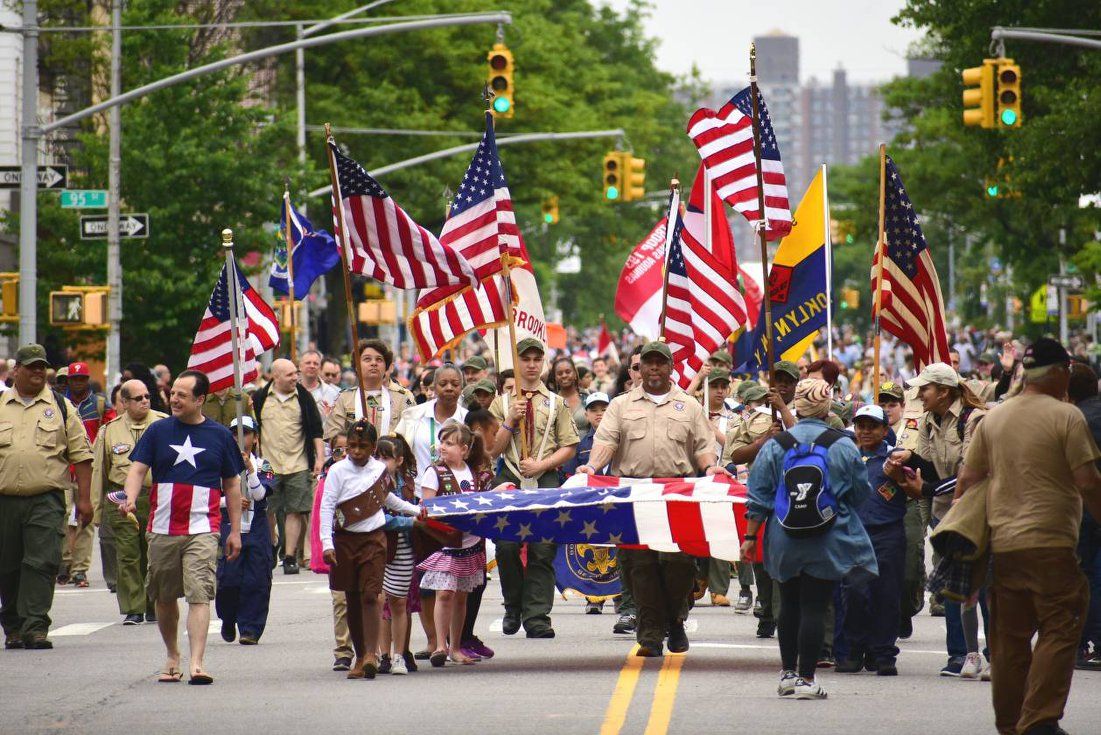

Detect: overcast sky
[601,0,925,86]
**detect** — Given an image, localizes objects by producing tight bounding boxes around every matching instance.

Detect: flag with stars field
[423,474,750,562]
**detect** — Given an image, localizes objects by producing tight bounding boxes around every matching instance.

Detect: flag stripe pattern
[330,143,477,290]
[687,87,792,240]
[871,156,950,368]
[410,275,511,359]
[423,474,749,562]
[147,482,221,535]
[187,261,279,393]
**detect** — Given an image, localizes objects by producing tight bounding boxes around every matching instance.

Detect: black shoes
[756,620,776,639]
[145,611,157,624]
[835,659,864,673]
[378,654,392,674]
[282,556,300,575]
[122,614,144,626]
[22,634,52,650]
[877,663,898,676]
[667,622,689,653]
[4,633,23,649]
[525,627,555,639]
[636,642,663,657]
[220,619,236,643]
[502,613,521,635]
[612,613,636,634]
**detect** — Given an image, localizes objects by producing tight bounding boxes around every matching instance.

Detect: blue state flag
[269,200,340,299]
[735,170,829,370]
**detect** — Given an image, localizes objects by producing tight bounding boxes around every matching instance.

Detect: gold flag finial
[221,228,233,249]
[324,122,332,140]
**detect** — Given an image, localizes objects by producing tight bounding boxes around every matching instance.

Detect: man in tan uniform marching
[92,379,167,625]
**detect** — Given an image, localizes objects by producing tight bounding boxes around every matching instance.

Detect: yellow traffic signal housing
[621,156,646,202]
[486,43,514,119]
[962,59,996,128]
[278,301,301,331]
[995,59,1022,128]
[839,287,860,311]
[603,151,626,201]
[541,196,559,225]
[0,273,18,322]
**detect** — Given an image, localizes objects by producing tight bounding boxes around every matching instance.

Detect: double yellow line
[599,645,686,735]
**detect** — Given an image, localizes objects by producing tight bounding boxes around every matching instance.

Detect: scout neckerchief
[502,388,557,489]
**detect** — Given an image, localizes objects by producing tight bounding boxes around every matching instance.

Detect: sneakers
[4,632,24,650]
[612,613,636,634]
[960,652,984,679]
[1076,648,1101,671]
[282,556,299,575]
[710,593,731,607]
[402,650,418,672]
[525,627,555,639]
[667,622,689,653]
[734,588,753,614]
[464,638,494,659]
[756,620,776,639]
[816,654,835,669]
[378,654,392,674]
[458,647,483,661]
[122,614,144,626]
[777,670,798,696]
[940,657,964,677]
[391,654,408,675]
[145,611,157,624]
[585,601,604,615]
[794,677,828,700]
[333,656,352,672]
[752,598,764,617]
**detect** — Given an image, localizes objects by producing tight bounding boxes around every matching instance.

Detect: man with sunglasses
[91,379,167,625]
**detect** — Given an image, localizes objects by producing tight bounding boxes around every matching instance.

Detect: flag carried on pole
[597,318,619,364]
[687,87,792,240]
[269,199,340,300]
[329,143,477,290]
[734,169,829,371]
[423,474,750,562]
[614,217,667,342]
[870,156,950,368]
[188,261,280,393]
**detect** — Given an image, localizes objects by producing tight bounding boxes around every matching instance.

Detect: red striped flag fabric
[330,143,477,290]
[187,261,279,393]
[686,87,792,240]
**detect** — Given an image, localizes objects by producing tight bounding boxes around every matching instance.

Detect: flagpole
[221,228,246,451]
[872,143,887,394]
[749,43,777,416]
[282,180,299,364]
[703,169,712,407]
[822,163,834,361]
[656,177,681,337]
[324,123,369,419]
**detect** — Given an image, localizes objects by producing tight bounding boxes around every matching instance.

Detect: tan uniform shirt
[201,391,254,428]
[916,397,985,518]
[0,387,93,496]
[261,391,308,475]
[594,386,711,477]
[90,410,166,521]
[891,417,920,452]
[490,383,580,469]
[324,383,414,441]
[721,408,775,468]
[965,378,996,405]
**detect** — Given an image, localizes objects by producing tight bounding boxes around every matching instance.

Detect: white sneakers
[794,678,828,700]
[960,652,984,680]
[391,655,408,675]
[778,670,798,696]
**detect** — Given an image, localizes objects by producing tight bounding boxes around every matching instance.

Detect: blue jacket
[856,440,908,527]
[747,418,878,584]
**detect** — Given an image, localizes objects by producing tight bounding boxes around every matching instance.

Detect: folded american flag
[423,474,749,562]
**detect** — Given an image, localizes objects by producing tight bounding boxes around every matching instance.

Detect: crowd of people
[1,323,1099,733]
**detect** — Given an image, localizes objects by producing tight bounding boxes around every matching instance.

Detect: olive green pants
[620,548,694,647]
[107,491,152,615]
[493,468,560,633]
[0,491,66,637]
[902,499,926,617]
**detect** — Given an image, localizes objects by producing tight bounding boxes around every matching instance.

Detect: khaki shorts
[147,532,219,603]
[267,470,313,515]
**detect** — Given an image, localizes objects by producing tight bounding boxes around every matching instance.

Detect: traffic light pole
[106,0,122,383]
[991,27,1101,52]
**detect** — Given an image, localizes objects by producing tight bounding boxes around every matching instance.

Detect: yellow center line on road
[599,645,644,735]
[598,647,687,735]
[642,654,685,735]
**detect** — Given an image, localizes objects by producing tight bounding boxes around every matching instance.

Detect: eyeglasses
[331,447,346,456]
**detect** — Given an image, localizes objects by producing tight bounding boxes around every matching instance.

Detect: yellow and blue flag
[735,170,829,370]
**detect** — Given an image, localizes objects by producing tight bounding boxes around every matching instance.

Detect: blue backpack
[773,429,844,538]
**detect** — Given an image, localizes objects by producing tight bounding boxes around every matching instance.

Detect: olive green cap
[640,341,673,362]
[877,381,904,401]
[15,343,50,367]
[707,370,732,385]
[741,384,769,402]
[708,350,733,366]
[462,355,488,371]
[735,379,760,398]
[515,337,545,356]
[773,360,800,380]
[472,379,497,395]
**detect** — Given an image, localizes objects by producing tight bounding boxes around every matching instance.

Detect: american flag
[686,87,792,240]
[409,112,529,359]
[330,143,477,290]
[187,260,279,393]
[661,170,748,389]
[424,474,749,562]
[871,156,950,368]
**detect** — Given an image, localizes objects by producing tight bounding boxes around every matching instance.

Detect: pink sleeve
[309,475,330,574]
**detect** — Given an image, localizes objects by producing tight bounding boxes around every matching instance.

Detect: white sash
[352,384,391,432]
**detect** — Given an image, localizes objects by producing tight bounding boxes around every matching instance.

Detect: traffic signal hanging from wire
[487,43,514,118]
[995,59,1022,128]
[603,152,646,202]
[603,152,624,201]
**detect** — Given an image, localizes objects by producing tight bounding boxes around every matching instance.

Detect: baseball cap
[640,341,673,362]
[471,379,497,395]
[585,392,611,408]
[15,343,50,367]
[853,404,889,426]
[516,337,545,356]
[908,362,959,388]
[741,384,769,402]
[68,362,90,377]
[462,355,488,371]
[878,381,904,401]
[56,366,69,378]
[774,360,800,380]
[707,370,732,385]
[735,379,760,399]
[230,415,257,432]
[708,350,733,366]
[1022,338,1070,370]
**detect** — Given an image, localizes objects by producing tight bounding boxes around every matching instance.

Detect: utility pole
[1059,228,1069,344]
[106,0,122,382]
[17,0,38,344]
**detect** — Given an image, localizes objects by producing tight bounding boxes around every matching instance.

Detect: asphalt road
[4,558,1099,735]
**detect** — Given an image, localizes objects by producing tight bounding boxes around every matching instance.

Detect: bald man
[92,379,168,623]
[253,359,325,575]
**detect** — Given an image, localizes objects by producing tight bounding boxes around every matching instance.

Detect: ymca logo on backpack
[773,428,845,537]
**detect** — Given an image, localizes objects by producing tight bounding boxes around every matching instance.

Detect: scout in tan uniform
[0,344,93,650]
[578,341,723,656]
[92,379,167,625]
[324,338,415,441]
[488,337,579,638]
[200,388,254,429]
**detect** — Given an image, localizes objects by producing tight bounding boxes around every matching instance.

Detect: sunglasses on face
[127,394,150,401]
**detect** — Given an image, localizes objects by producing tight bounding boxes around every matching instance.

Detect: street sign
[1048,274,1084,291]
[79,213,149,240]
[61,190,108,208]
[0,165,68,190]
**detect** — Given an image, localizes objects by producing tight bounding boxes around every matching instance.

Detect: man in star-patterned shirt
[122,369,244,684]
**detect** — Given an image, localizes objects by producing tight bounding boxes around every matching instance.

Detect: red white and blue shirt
[130,416,244,535]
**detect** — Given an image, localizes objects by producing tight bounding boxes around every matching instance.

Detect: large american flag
[187,260,279,393]
[330,143,477,290]
[871,156,950,368]
[686,87,792,240]
[661,170,748,388]
[424,474,749,562]
[409,112,529,359]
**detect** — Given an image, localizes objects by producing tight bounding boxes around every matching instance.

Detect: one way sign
[79,213,149,240]
[0,165,68,189]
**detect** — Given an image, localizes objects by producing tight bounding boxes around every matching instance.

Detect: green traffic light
[1000,109,1018,126]
[492,96,511,113]
[845,234,854,245]
[986,184,999,197]
[606,186,620,200]
[543,213,553,224]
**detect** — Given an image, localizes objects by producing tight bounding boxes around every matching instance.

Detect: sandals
[449,653,477,666]
[429,650,448,668]
[188,671,214,685]
[157,669,182,683]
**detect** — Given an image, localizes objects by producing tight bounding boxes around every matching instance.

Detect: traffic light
[49,287,108,328]
[541,196,559,225]
[0,273,18,322]
[603,151,625,201]
[839,287,860,311]
[995,59,1022,128]
[621,156,646,202]
[985,180,1000,198]
[486,43,514,119]
[50,292,84,325]
[961,59,996,128]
